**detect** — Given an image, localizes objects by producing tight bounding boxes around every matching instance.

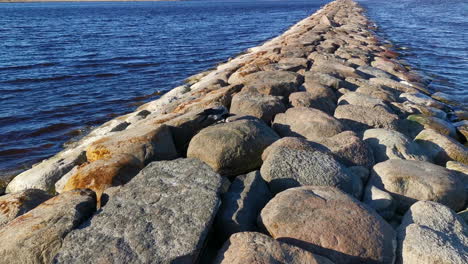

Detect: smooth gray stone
[55,158,223,264]
[215,171,272,241]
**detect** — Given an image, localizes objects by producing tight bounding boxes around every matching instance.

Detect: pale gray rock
[214,171,272,241]
[397,201,468,264]
[369,159,466,213]
[55,159,223,264]
[363,129,429,163]
[363,184,396,220]
[241,71,303,97]
[230,92,286,123]
[334,104,400,132]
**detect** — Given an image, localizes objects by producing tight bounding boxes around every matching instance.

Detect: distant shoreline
[0,0,180,2]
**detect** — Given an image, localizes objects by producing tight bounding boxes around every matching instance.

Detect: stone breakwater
[0,0,467,263]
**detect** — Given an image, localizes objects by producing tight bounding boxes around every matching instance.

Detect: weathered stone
[415,129,468,165]
[357,65,394,79]
[397,201,468,264]
[259,186,396,264]
[363,185,396,220]
[273,107,345,141]
[363,129,429,163]
[316,130,375,169]
[311,57,361,79]
[334,104,400,132]
[0,189,52,228]
[241,71,303,97]
[369,159,466,212]
[215,171,272,241]
[391,101,447,119]
[447,161,468,175]
[261,136,314,161]
[187,118,279,176]
[0,189,96,264]
[276,57,308,71]
[288,91,336,115]
[62,154,143,201]
[407,114,458,139]
[6,149,85,193]
[165,106,229,155]
[55,159,223,264]
[369,78,420,94]
[304,71,342,90]
[86,124,178,164]
[230,92,286,123]
[338,92,392,112]
[355,84,397,102]
[400,92,445,109]
[260,142,357,196]
[454,120,468,141]
[213,232,334,264]
[432,92,460,106]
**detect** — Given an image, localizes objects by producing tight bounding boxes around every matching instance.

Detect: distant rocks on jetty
[1,0,467,263]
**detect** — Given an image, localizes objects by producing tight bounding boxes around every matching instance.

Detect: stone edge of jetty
[0,0,467,263]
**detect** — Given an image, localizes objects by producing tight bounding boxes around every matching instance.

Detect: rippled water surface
[360,0,467,104]
[0,0,328,176]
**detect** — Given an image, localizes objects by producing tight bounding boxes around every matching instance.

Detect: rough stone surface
[6,149,85,193]
[397,201,468,264]
[0,189,53,228]
[55,159,223,264]
[214,171,272,241]
[338,92,392,111]
[415,129,468,165]
[213,232,334,264]
[86,124,178,164]
[273,107,345,141]
[316,130,375,169]
[259,186,396,264]
[363,185,396,220]
[187,118,280,176]
[363,129,429,163]
[335,104,400,133]
[241,71,303,97]
[62,153,143,201]
[400,92,445,109]
[407,114,458,139]
[369,159,466,213]
[0,189,96,264]
[230,92,286,123]
[260,142,358,196]
[304,71,342,90]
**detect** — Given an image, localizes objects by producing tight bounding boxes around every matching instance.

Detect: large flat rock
[55,158,223,264]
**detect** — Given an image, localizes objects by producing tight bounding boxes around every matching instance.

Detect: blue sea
[0,0,466,178]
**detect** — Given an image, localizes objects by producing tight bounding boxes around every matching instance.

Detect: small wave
[121,62,161,68]
[4,75,74,84]
[0,143,54,157]
[0,88,33,93]
[0,62,57,71]
[27,123,75,137]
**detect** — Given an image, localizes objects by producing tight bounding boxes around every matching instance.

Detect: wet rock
[273,107,345,141]
[432,92,460,106]
[334,104,400,132]
[414,129,468,165]
[187,118,279,176]
[316,130,375,169]
[260,141,357,196]
[400,92,445,109]
[0,189,52,228]
[6,149,85,193]
[397,201,468,264]
[0,189,96,264]
[215,171,272,241]
[213,232,334,264]
[241,71,303,97]
[86,124,178,165]
[369,159,466,213]
[259,186,396,264]
[363,129,429,163]
[454,120,468,141]
[407,114,458,139]
[62,154,143,201]
[363,185,396,220]
[230,92,286,124]
[55,159,223,264]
